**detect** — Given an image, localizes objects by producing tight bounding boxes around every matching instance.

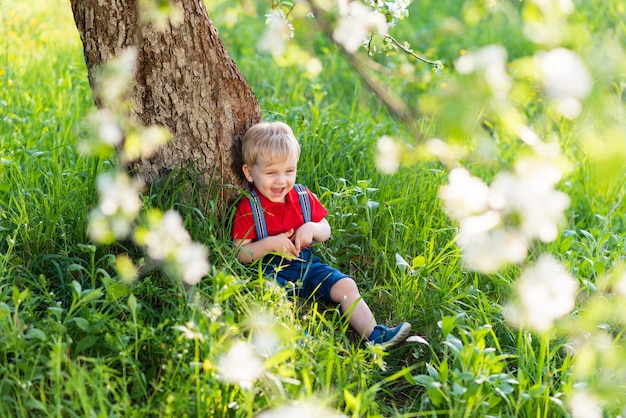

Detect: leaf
[71,280,82,295]
[81,288,103,303]
[127,293,138,317]
[412,255,426,268]
[71,317,90,332]
[25,328,47,341]
[451,382,467,396]
[75,335,99,353]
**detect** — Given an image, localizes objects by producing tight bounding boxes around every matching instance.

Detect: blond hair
[242,121,300,167]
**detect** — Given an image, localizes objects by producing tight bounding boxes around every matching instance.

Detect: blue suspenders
[248,184,312,241]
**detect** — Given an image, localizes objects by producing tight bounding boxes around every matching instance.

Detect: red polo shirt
[231,186,328,242]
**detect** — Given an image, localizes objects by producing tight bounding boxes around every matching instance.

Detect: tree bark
[70,0,260,204]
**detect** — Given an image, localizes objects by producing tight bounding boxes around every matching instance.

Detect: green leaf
[127,293,138,317]
[71,317,90,332]
[75,335,99,353]
[451,382,467,396]
[81,288,103,303]
[25,328,47,341]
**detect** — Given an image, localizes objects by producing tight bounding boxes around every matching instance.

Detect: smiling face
[243,154,298,202]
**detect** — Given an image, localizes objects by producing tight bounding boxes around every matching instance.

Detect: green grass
[1,0,626,416]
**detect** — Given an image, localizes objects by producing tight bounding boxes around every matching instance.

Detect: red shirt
[231,186,328,242]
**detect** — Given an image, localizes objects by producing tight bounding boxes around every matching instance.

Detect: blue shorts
[261,247,352,304]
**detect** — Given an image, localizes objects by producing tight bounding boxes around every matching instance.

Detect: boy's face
[243,154,298,203]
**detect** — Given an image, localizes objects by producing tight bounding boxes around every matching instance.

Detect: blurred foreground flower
[257,399,346,418]
[455,44,511,97]
[258,8,294,56]
[333,0,387,53]
[536,48,591,119]
[506,255,578,333]
[216,341,264,389]
[88,172,143,244]
[375,135,400,174]
[135,210,209,285]
[568,389,602,418]
[440,158,569,273]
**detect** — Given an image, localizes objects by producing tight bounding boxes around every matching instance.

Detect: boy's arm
[234,230,299,264]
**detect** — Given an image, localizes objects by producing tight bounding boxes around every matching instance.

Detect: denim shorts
[261,247,352,304]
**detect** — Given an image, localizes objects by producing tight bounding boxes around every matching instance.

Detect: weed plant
[1,0,626,417]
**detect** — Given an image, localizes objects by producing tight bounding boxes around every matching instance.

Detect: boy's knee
[333,277,358,293]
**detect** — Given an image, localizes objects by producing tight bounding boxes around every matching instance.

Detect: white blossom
[568,390,602,418]
[536,48,591,118]
[258,9,294,56]
[173,243,209,286]
[88,172,143,243]
[143,210,192,260]
[257,400,346,418]
[97,172,142,218]
[439,167,491,220]
[614,271,626,298]
[440,159,569,273]
[216,341,264,389]
[457,227,529,273]
[139,210,209,285]
[507,255,578,333]
[364,0,411,25]
[455,45,511,96]
[375,136,400,174]
[333,1,388,53]
[98,47,137,107]
[492,159,570,243]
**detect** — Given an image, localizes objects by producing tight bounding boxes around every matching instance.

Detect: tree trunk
[70,0,260,204]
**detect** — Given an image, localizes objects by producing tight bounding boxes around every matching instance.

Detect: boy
[231,121,411,348]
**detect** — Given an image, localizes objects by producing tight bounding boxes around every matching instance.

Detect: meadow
[1,0,625,416]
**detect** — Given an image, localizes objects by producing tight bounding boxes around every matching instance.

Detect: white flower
[174,243,209,285]
[333,1,388,53]
[457,227,529,273]
[258,9,294,56]
[98,47,138,107]
[507,255,578,333]
[492,158,570,242]
[568,390,602,418]
[439,167,491,220]
[375,136,400,174]
[536,48,591,118]
[455,45,511,96]
[143,210,192,260]
[140,210,209,285]
[258,400,347,418]
[88,172,143,243]
[216,341,264,389]
[97,172,142,218]
[364,0,410,25]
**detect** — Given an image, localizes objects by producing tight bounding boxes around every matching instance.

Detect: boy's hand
[292,223,316,254]
[271,229,298,258]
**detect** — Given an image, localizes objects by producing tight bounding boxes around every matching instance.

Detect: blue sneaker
[366,322,412,349]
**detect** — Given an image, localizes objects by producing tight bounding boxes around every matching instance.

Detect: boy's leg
[330,277,377,338]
